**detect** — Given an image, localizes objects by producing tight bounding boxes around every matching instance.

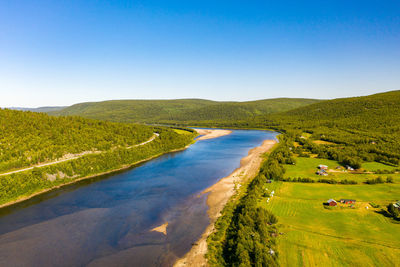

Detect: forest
[0,109,196,206]
[0,109,156,173]
[50,98,319,123]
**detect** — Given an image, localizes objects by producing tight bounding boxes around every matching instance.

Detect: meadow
[262,182,400,267]
[283,157,400,183]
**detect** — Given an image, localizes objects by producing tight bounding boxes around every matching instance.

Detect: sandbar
[195,129,232,140]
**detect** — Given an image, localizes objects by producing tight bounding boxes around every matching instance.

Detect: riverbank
[195,129,232,140]
[174,139,277,267]
[0,143,193,210]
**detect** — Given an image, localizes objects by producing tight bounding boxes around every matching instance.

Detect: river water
[0,130,277,267]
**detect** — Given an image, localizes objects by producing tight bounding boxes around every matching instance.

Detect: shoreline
[174,139,277,267]
[0,144,192,210]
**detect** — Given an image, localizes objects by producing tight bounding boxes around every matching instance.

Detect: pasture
[284,157,400,183]
[262,182,400,267]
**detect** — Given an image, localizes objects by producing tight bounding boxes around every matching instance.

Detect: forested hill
[276,90,400,133]
[50,98,320,123]
[251,90,400,167]
[0,108,155,173]
[0,108,197,206]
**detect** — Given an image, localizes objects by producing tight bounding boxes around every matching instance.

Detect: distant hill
[8,106,66,113]
[51,98,320,124]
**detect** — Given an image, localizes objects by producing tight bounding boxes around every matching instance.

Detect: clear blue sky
[1,0,399,107]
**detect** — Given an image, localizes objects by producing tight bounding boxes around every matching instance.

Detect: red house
[327,199,337,206]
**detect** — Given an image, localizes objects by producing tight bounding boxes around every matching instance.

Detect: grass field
[284,157,400,183]
[173,128,193,135]
[312,140,337,145]
[261,182,400,267]
[362,162,399,172]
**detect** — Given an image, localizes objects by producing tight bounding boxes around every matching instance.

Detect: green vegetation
[205,91,400,266]
[253,90,400,168]
[0,108,154,173]
[282,157,400,184]
[267,182,400,267]
[50,98,320,124]
[0,109,196,206]
[387,202,400,221]
[206,135,295,266]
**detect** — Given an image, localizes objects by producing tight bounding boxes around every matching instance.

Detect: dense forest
[0,109,197,206]
[0,109,155,173]
[50,98,320,124]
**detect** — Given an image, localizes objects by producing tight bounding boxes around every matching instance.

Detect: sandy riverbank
[174,139,277,267]
[195,129,232,140]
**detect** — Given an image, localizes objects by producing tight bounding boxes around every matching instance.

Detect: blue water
[0,130,277,267]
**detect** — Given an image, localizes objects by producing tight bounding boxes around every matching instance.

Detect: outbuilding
[318,165,328,170]
[327,199,337,206]
[340,199,356,204]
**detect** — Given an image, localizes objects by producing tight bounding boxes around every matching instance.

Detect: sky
[0,0,399,107]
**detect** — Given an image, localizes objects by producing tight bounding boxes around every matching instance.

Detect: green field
[362,162,399,172]
[173,128,193,135]
[262,182,400,267]
[284,157,400,183]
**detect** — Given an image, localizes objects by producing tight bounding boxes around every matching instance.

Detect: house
[318,165,328,170]
[316,169,328,176]
[327,199,337,206]
[393,201,400,210]
[340,199,356,204]
[346,165,354,171]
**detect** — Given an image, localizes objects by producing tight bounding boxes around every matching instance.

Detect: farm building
[346,165,354,171]
[394,201,400,210]
[340,199,356,204]
[318,165,328,170]
[327,199,337,206]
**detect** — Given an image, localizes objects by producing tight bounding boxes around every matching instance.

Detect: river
[0,129,277,267]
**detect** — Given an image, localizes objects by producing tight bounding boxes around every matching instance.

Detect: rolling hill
[50,98,320,124]
[260,90,400,166]
[275,90,400,133]
[0,108,196,206]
